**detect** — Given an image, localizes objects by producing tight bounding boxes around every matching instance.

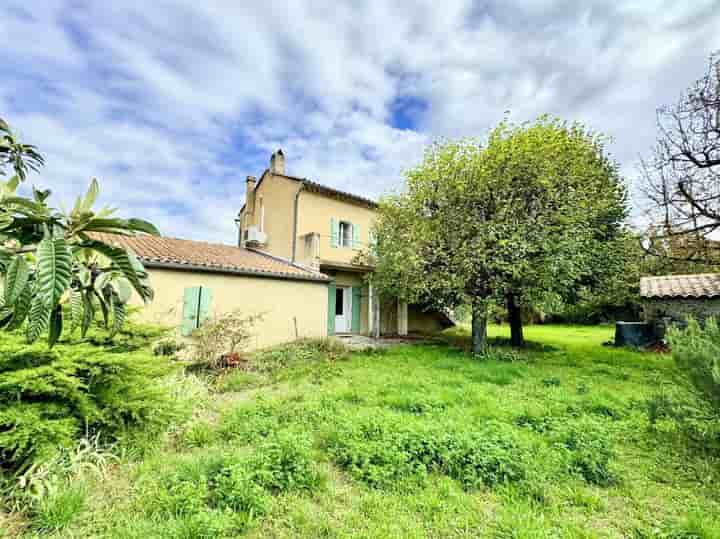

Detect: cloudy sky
[2,1,719,244]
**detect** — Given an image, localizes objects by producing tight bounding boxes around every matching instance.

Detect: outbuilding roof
[640,273,720,299]
[89,233,330,282]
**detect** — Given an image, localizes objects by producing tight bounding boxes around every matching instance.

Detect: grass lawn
[8,324,720,538]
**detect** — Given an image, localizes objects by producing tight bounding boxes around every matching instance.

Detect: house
[640,273,720,323]
[237,150,452,337]
[104,150,451,349]
[92,232,331,350]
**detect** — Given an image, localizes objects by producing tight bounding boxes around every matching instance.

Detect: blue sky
[2,1,719,243]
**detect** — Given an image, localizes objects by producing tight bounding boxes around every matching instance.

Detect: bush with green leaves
[0,323,181,475]
[190,310,262,368]
[0,118,158,346]
[667,317,720,415]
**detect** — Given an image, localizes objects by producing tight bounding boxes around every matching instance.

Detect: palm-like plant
[0,118,159,346]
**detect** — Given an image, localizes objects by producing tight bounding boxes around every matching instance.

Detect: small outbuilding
[640,273,720,323]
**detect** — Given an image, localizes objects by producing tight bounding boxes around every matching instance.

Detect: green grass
[7,324,720,538]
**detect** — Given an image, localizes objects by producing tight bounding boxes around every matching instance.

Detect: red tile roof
[640,273,720,299]
[89,233,329,282]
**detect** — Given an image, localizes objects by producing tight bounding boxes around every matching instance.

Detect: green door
[327,283,336,335]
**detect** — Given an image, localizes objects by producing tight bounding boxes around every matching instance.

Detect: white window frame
[339,221,353,247]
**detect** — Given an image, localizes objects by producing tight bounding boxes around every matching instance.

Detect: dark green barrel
[614,322,655,347]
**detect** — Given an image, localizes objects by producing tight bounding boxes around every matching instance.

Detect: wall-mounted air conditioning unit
[244,226,267,246]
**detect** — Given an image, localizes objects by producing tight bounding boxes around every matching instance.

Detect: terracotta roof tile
[88,233,329,282]
[640,273,720,299]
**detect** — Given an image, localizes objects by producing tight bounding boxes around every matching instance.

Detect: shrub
[0,324,180,474]
[190,310,262,369]
[667,317,720,414]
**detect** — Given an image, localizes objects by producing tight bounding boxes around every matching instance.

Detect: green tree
[369,117,628,351]
[0,118,158,346]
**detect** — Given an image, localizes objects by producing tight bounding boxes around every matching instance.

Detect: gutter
[291,182,305,263]
[141,259,330,283]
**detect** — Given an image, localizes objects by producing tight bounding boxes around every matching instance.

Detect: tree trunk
[506,292,525,348]
[471,301,488,354]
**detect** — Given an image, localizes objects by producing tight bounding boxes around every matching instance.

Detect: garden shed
[640,273,720,323]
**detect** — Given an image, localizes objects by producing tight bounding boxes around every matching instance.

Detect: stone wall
[642,298,720,323]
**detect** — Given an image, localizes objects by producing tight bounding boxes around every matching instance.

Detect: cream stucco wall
[133,267,328,350]
[240,172,301,260]
[297,191,376,266]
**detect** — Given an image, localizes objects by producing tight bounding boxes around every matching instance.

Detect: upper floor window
[331,218,360,249]
[339,221,352,247]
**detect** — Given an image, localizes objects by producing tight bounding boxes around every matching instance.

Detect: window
[339,221,352,247]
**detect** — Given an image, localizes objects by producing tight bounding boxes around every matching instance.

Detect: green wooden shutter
[330,218,338,248]
[352,223,360,249]
[198,287,212,324]
[327,283,336,335]
[181,287,200,336]
[351,286,362,333]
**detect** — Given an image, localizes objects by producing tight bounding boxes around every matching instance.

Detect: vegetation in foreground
[2,324,720,538]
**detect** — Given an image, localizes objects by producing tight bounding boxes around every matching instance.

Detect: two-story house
[101,150,451,349]
[238,150,452,338]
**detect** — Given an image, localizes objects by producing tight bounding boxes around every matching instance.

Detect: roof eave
[141,259,331,283]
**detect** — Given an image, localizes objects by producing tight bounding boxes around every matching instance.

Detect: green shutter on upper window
[181,286,200,336]
[330,218,338,248]
[351,286,362,333]
[352,223,360,249]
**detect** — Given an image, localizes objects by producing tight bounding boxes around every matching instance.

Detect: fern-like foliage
[0,117,159,346]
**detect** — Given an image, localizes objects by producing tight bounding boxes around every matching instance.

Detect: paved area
[333,334,429,350]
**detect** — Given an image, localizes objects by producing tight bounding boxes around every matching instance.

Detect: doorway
[334,286,352,333]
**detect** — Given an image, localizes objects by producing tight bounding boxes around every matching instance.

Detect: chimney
[245,175,257,215]
[270,149,285,175]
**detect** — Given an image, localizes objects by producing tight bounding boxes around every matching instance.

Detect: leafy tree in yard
[369,117,628,351]
[0,118,159,346]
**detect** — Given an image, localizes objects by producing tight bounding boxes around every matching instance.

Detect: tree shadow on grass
[435,334,558,354]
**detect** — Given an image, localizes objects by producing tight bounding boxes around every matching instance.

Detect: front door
[334,286,352,333]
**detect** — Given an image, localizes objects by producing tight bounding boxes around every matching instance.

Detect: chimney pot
[270,149,285,175]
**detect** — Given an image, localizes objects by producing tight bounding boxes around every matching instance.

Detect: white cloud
[1,0,719,242]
